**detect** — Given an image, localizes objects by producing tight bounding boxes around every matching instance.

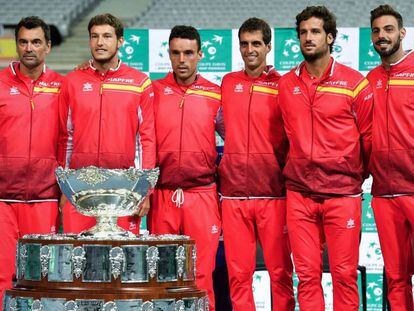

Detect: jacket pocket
[218,153,247,196]
[246,153,284,196]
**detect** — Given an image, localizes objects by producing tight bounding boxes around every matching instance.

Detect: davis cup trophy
[55,165,159,237]
[3,165,209,311]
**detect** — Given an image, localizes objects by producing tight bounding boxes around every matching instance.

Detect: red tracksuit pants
[372,196,414,311]
[0,201,59,311]
[62,201,140,234]
[222,198,294,311]
[286,190,361,311]
[147,184,221,311]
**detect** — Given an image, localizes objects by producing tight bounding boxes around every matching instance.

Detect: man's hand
[74,61,90,70]
[136,197,150,217]
[59,194,67,212]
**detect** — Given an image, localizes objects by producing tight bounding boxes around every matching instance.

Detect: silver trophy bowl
[56,166,159,238]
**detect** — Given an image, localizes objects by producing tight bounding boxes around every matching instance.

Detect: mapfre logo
[82,82,93,92]
[9,86,20,95]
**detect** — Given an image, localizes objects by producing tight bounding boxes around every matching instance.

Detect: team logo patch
[293,86,301,95]
[211,224,219,234]
[9,86,20,95]
[346,218,355,229]
[164,86,173,95]
[234,83,243,93]
[82,82,93,92]
[376,79,383,89]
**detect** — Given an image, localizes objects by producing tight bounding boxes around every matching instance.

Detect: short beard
[93,50,118,65]
[301,47,329,63]
[374,39,401,58]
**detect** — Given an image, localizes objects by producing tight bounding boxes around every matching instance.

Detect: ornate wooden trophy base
[4,234,208,311]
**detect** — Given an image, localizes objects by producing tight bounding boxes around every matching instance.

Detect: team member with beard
[148,25,222,310]
[0,16,62,308]
[219,18,294,311]
[58,14,156,233]
[278,6,373,310]
[367,5,414,310]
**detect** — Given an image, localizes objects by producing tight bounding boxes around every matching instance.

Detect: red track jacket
[0,62,62,202]
[58,62,156,170]
[153,73,221,189]
[219,67,288,198]
[367,50,414,196]
[278,59,373,196]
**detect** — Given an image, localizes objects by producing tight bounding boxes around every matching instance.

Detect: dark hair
[370,4,403,28]
[238,17,271,45]
[169,25,201,51]
[15,16,51,42]
[88,13,124,38]
[296,6,338,53]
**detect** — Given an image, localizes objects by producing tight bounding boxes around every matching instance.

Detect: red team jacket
[278,59,373,196]
[0,62,62,202]
[153,73,221,189]
[367,50,414,196]
[58,62,156,170]
[219,67,288,198]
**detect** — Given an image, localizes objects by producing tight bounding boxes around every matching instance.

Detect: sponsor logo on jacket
[107,77,135,83]
[394,72,414,78]
[321,80,348,87]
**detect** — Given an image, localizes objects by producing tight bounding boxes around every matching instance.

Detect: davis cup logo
[119,34,141,60]
[274,29,303,71]
[118,29,149,72]
[199,30,232,72]
[158,41,169,58]
[282,38,301,60]
[202,35,223,61]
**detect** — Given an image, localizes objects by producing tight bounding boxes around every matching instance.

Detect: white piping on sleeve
[65,108,74,169]
[134,106,143,169]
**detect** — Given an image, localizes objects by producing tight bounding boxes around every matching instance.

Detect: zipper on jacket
[178,93,186,170]
[26,94,34,200]
[97,83,104,166]
[298,77,318,160]
[246,84,254,191]
[385,71,392,192]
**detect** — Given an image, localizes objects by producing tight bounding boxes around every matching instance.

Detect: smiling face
[371,15,405,58]
[298,16,333,62]
[16,26,50,71]
[89,24,123,66]
[169,37,202,86]
[239,30,270,76]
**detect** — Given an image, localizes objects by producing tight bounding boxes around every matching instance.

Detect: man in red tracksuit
[367,5,414,310]
[147,25,222,310]
[219,18,294,311]
[278,6,373,311]
[58,14,156,234]
[0,17,62,308]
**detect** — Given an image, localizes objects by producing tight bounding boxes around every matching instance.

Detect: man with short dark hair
[367,4,414,310]
[278,6,373,310]
[219,17,294,311]
[147,25,222,310]
[58,13,156,233]
[0,16,62,307]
